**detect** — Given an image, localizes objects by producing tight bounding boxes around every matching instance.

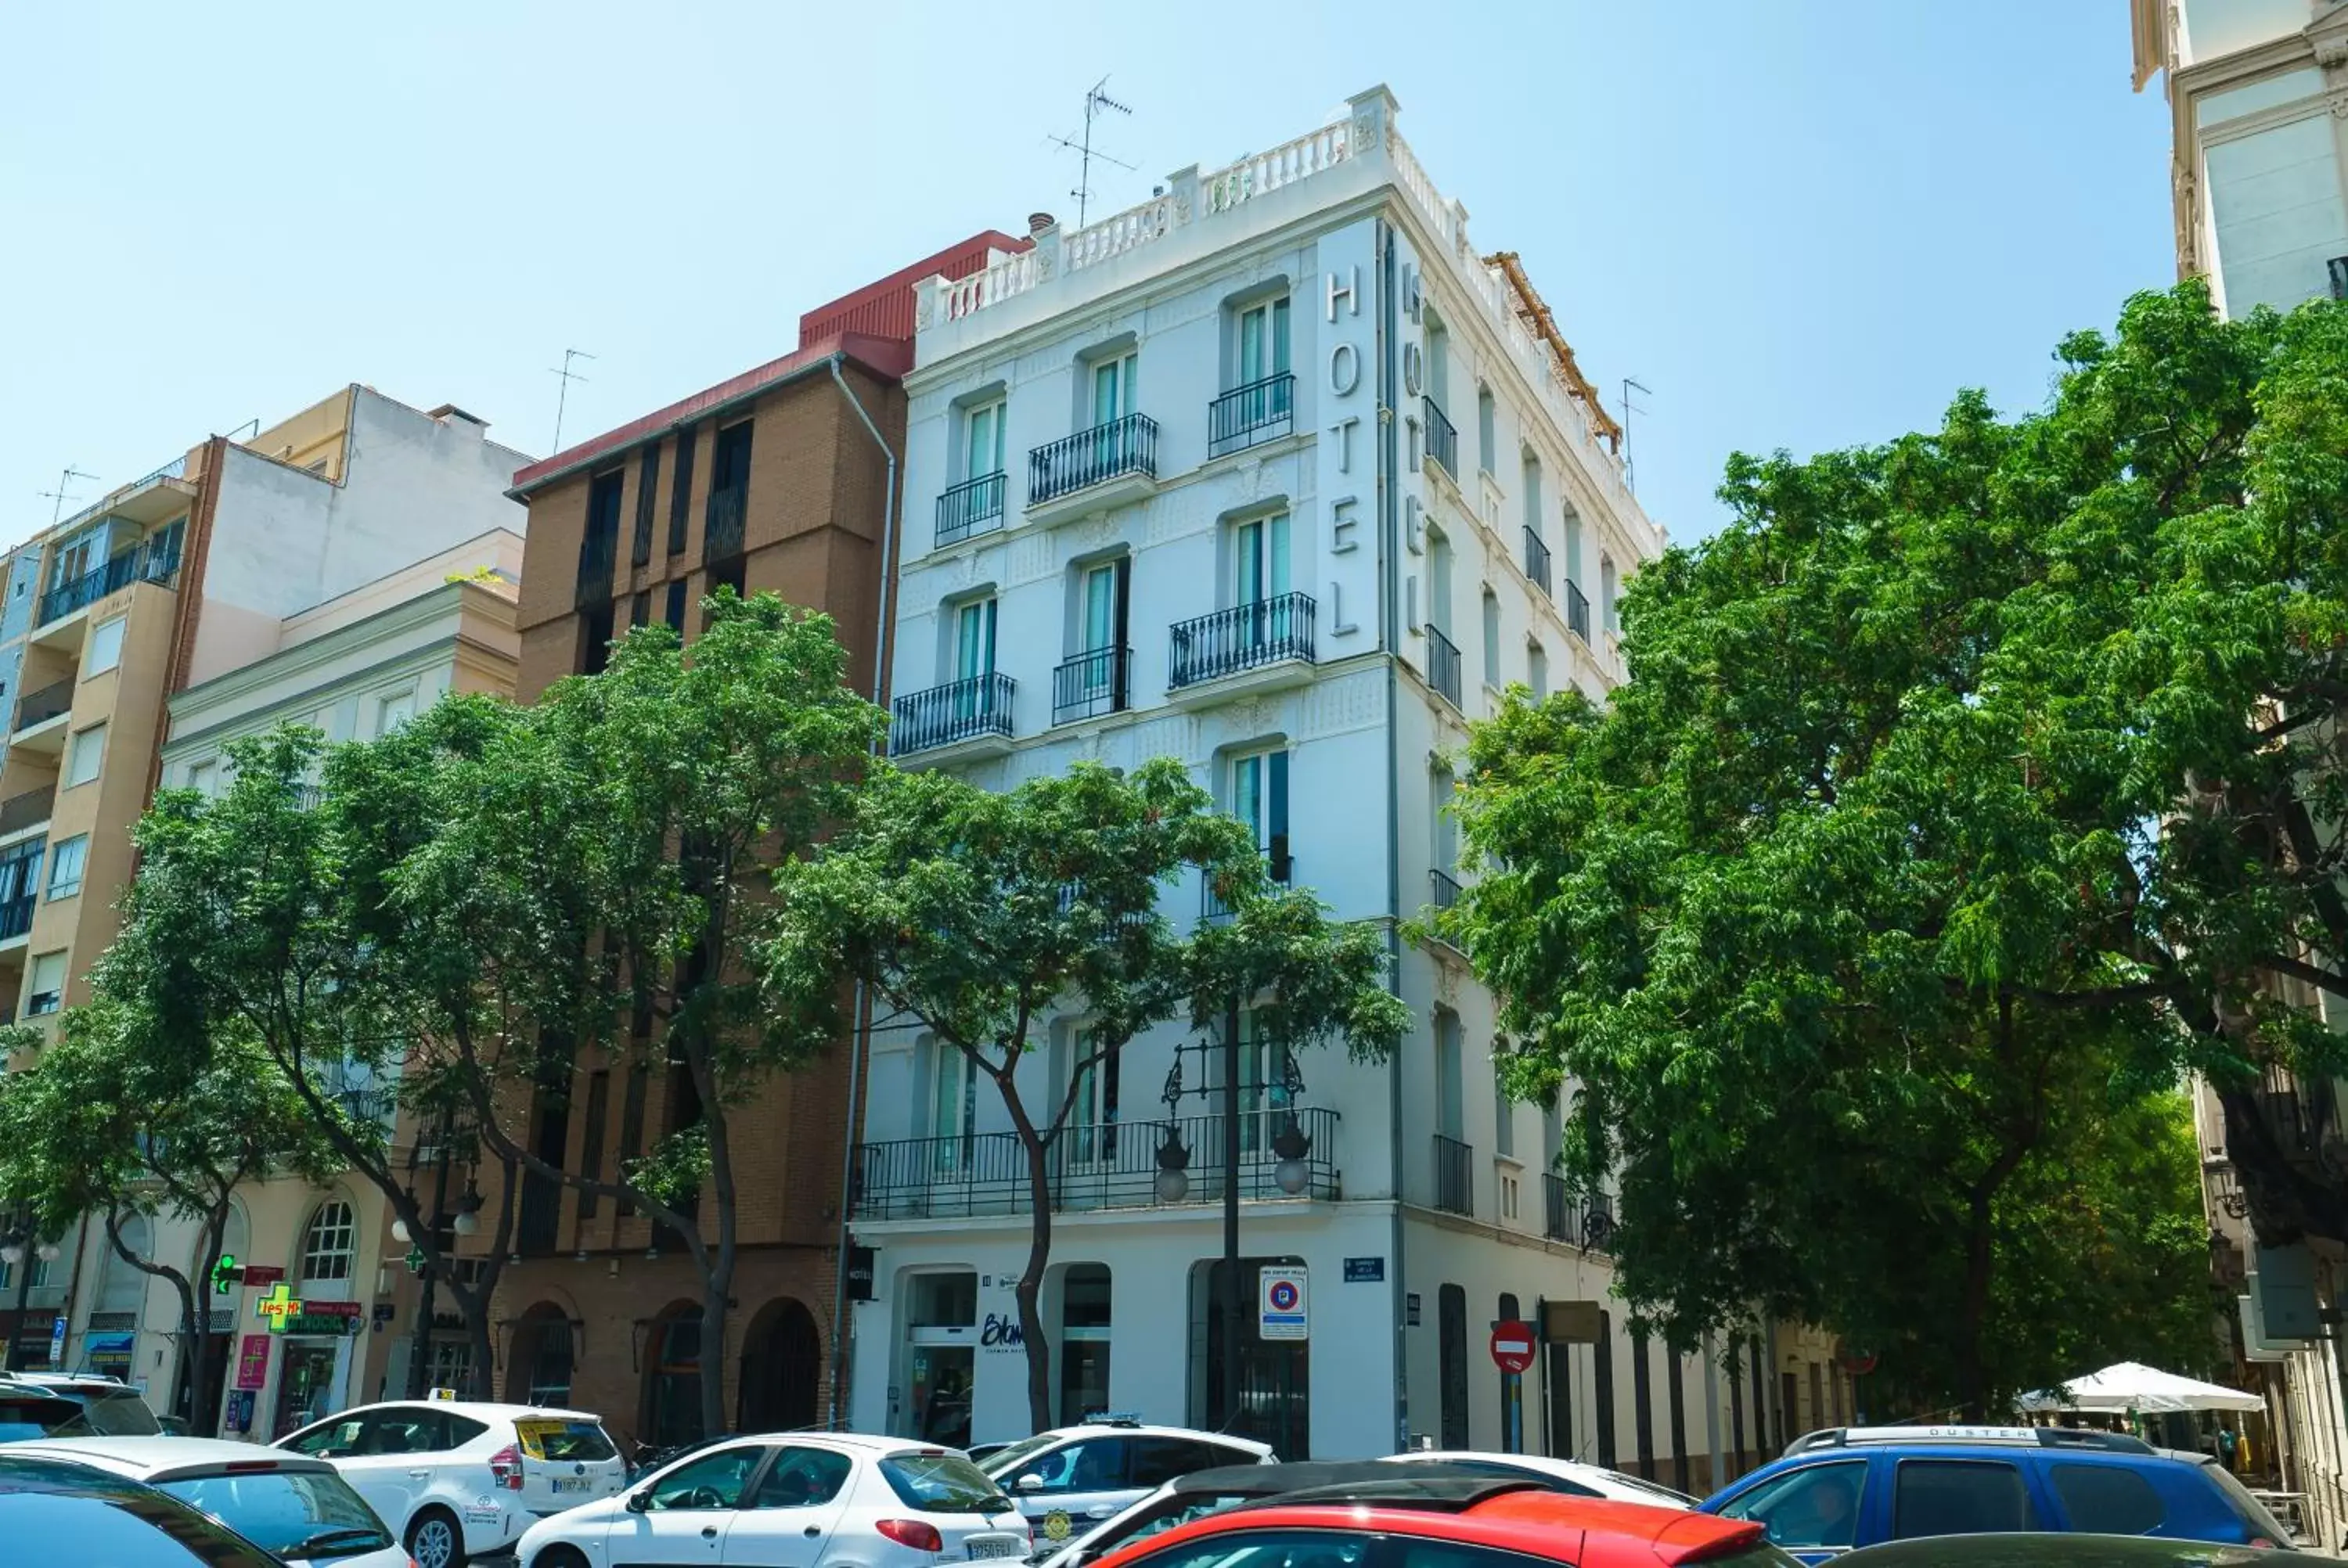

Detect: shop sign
[1342,1257,1385,1283]
[235,1334,272,1391]
[241,1265,285,1289]
[978,1313,1025,1352]
[286,1301,362,1337]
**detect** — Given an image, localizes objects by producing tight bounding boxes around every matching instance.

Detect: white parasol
[2015,1361,2264,1415]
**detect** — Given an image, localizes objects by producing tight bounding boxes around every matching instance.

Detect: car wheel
[407,1506,470,1568]
[531,1547,592,1568]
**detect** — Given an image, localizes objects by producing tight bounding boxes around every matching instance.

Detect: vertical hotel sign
[1318,218,1379,649]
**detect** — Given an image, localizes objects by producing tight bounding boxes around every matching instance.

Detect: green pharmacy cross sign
[254,1282,303,1334]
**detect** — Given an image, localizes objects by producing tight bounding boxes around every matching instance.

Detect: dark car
[0,1450,284,1567]
[1840,1534,2273,1566]
[1702,1427,2295,1559]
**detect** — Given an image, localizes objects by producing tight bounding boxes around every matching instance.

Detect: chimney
[1028,211,1057,237]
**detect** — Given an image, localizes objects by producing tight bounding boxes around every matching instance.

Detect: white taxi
[517,1433,1030,1568]
[277,1397,627,1568]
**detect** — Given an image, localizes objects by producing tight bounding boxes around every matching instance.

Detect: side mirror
[626,1487,653,1514]
[1016,1473,1046,1494]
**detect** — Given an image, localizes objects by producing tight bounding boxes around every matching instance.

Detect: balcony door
[1230,749,1290,887]
[1075,560,1129,707]
[952,599,997,725]
[966,401,1006,481]
[925,1042,977,1176]
[1237,297,1290,387]
[1233,512,1292,649]
[1090,354,1134,426]
[1055,1027,1120,1171]
[1228,1009,1295,1157]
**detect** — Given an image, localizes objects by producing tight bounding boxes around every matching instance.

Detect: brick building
[488,232,1025,1448]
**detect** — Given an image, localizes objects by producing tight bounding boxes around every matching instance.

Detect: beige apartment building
[0,387,528,1431]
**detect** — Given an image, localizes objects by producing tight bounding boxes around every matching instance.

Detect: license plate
[967,1538,1023,1559]
[551,1478,592,1494]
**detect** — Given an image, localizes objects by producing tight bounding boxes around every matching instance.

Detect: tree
[1444,282,2334,1418]
[0,1002,342,1434]
[104,726,520,1397]
[765,757,1410,1433]
[355,592,883,1439]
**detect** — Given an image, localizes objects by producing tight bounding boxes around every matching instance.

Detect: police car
[979,1419,1274,1546]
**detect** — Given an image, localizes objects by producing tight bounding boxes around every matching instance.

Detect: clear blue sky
[0,2,2171,553]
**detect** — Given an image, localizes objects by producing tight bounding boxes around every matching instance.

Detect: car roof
[1106,1489,1759,1568]
[295,1399,601,1425]
[1393,1451,1699,1501]
[1784,1425,2153,1456]
[0,1450,157,1497]
[1169,1461,1492,1498]
[8,1437,338,1479]
[1028,1424,1275,1454]
[1836,1534,2271,1567]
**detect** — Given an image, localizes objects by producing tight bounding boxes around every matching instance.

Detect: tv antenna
[37,466,99,527]
[1046,77,1136,228]
[549,347,596,455]
[1619,376,1651,494]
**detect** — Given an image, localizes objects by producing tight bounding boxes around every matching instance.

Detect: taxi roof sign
[428,1387,459,1401]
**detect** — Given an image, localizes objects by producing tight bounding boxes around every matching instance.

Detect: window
[1498,1170,1519,1221]
[1129,1438,1229,1489]
[577,1070,610,1222]
[1601,555,1619,636]
[954,598,997,682]
[1477,387,1497,474]
[632,442,661,566]
[1431,763,1458,881]
[924,1038,978,1173]
[1434,1010,1464,1140]
[1439,1283,1469,1448]
[966,401,1006,480]
[632,588,650,628]
[1232,512,1291,606]
[1522,451,1543,532]
[96,1212,150,1314]
[1493,1056,1514,1158]
[1236,296,1291,387]
[578,470,624,597]
[64,724,104,788]
[1481,590,1501,684]
[1527,641,1548,699]
[646,1444,765,1511]
[45,835,86,901]
[84,617,124,676]
[179,759,215,799]
[1060,1263,1112,1426]
[668,425,697,556]
[26,950,65,1016]
[1892,1459,2036,1537]
[299,1201,355,1282]
[1014,1436,1129,1494]
[664,581,687,635]
[1057,1027,1120,1163]
[711,420,754,508]
[577,601,616,675]
[286,1415,367,1458]
[377,690,416,732]
[2048,1463,2163,1534]
[1720,1460,1867,1549]
[1562,505,1585,589]
[1090,353,1136,426]
[753,1446,855,1508]
[1229,748,1290,882]
[1427,526,1453,635]
[1231,1008,1294,1154]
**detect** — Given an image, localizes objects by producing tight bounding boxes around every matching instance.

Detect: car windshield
[4,1487,284,1568]
[884,1452,1014,1513]
[983,1435,1062,1479]
[1079,1494,1264,1561]
[158,1469,392,1561]
[518,1419,618,1462]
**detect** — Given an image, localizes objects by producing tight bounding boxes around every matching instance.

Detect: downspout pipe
[1377,217,1411,1453]
[826,355,899,1428]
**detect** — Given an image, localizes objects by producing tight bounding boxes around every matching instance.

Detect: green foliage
[1446,281,2335,1416]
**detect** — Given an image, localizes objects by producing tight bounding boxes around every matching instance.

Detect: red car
[1087,1473,1796,1568]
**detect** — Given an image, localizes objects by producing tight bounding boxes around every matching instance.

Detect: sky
[0,2,2175,555]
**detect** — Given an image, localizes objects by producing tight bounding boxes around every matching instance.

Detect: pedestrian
[2218,1422,2239,1473]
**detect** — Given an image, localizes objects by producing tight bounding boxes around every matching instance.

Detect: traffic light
[210,1254,243,1296]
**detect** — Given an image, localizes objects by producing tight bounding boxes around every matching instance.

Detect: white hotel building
[846,88,1790,1484]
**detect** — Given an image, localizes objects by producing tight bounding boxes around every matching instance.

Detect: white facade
[848,88,1765,1487]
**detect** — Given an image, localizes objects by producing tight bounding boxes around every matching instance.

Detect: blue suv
[1699,1426,2296,1559]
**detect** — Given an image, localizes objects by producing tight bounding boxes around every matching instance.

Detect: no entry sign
[1490,1319,1537,1376]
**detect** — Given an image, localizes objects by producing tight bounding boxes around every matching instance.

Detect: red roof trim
[507,332,908,497]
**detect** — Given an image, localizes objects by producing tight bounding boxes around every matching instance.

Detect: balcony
[1168,594,1316,700]
[1425,624,1463,708]
[1208,373,1295,459]
[704,486,747,566]
[852,1106,1342,1221]
[1565,581,1591,644]
[935,472,1006,548]
[1051,647,1130,725]
[38,532,182,631]
[1543,1172,1570,1242]
[1433,1133,1473,1216]
[891,673,1016,759]
[11,678,74,751]
[1424,396,1458,483]
[1523,527,1552,599]
[1428,868,1460,911]
[1582,1191,1616,1251]
[0,786,53,838]
[0,894,33,944]
[1028,414,1159,523]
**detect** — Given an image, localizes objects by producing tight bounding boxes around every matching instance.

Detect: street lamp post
[1151,1016,1313,1437]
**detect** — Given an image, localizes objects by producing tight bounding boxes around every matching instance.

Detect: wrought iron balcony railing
[1433,1133,1473,1216]
[1543,1172,1571,1242]
[1566,581,1591,644]
[1168,593,1316,690]
[1424,396,1458,480]
[1052,647,1130,725]
[935,472,1006,548]
[891,673,1015,755]
[1426,624,1463,707]
[852,1106,1341,1220]
[1523,527,1552,598]
[1429,868,1461,911]
[1208,372,1295,458]
[1029,414,1158,508]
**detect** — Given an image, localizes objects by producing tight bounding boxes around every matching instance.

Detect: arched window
[97,1214,152,1315]
[1601,556,1619,637]
[300,1202,355,1282]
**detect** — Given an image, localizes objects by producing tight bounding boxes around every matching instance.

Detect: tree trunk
[1010,1117,1055,1436]
[466,1305,495,1402]
[187,1212,228,1438]
[1954,1186,1995,1422]
[701,1274,730,1440]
